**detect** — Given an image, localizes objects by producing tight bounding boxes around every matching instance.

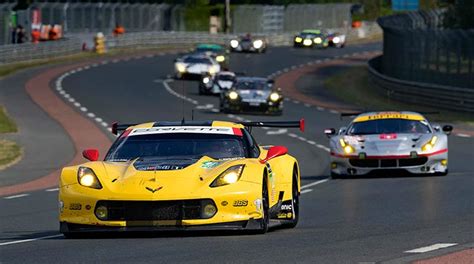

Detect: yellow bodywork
[59,121,300,229]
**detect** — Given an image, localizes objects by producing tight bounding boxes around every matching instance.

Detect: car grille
[95,199,215,221]
[349,157,428,168]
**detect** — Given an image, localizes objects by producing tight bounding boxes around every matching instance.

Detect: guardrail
[368,56,474,113]
[0,26,381,66]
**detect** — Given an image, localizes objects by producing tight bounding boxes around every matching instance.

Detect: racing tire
[331,171,342,179]
[256,175,270,234]
[434,169,448,176]
[283,169,299,228]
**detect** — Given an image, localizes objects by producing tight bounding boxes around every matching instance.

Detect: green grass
[0,140,22,169]
[324,66,474,123]
[0,106,18,133]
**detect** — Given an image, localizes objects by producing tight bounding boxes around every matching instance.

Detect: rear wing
[242,119,304,132]
[111,119,304,135]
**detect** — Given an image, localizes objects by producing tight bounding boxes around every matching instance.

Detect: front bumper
[60,218,264,233]
[59,183,263,231]
[223,100,283,114]
[330,151,448,176]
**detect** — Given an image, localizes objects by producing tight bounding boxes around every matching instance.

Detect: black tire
[434,169,448,176]
[62,232,84,239]
[331,171,341,179]
[256,175,270,234]
[283,169,299,228]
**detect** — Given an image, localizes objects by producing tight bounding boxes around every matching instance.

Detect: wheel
[434,169,448,176]
[331,171,341,179]
[283,169,299,228]
[256,175,270,234]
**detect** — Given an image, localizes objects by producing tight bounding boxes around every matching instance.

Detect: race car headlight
[303,39,312,46]
[230,39,239,48]
[175,63,186,73]
[269,92,280,102]
[228,91,239,100]
[208,65,219,75]
[422,136,438,152]
[77,167,102,189]
[314,37,322,44]
[332,36,340,44]
[339,138,355,154]
[295,37,303,43]
[202,76,210,84]
[210,165,245,187]
[216,55,225,62]
[253,39,263,49]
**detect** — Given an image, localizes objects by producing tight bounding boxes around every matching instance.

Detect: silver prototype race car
[325,111,453,178]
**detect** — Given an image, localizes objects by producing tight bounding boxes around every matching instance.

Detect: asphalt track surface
[1,43,473,263]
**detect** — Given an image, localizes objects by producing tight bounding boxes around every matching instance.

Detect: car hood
[237,89,270,100]
[343,134,433,154]
[99,156,240,198]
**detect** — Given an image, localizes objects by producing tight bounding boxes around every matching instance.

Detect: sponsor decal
[281,204,292,210]
[233,200,248,207]
[254,199,262,212]
[69,203,82,210]
[130,126,238,136]
[221,201,228,206]
[201,161,222,169]
[85,205,92,210]
[145,186,163,193]
[136,165,184,171]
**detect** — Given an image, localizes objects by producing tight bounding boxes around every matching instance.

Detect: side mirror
[260,146,288,164]
[442,125,453,135]
[338,126,347,135]
[82,149,99,161]
[324,128,336,137]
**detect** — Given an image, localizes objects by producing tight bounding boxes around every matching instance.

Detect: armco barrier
[368,56,474,113]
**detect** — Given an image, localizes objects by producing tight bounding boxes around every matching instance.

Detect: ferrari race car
[199,71,236,95]
[59,120,304,237]
[229,34,267,53]
[326,31,346,48]
[193,44,229,66]
[325,111,453,178]
[220,77,283,115]
[293,29,328,48]
[174,54,220,80]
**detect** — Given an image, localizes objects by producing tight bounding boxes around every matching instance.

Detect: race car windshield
[234,80,271,90]
[183,57,212,64]
[196,47,223,52]
[348,119,432,135]
[301,33,322,38]
[105,133,247,161]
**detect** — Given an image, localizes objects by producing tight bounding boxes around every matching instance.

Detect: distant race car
[326,32,346,48]
[220,77,283,115]
[193,44,229,66]
[199,71,236,95]
[59,119,304,237]
[229,34,267,53]
[174,54,220,79]
[325,111,453,178]
[293,29,328,48]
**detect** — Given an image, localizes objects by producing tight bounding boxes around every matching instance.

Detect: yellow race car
[59,120,304,237]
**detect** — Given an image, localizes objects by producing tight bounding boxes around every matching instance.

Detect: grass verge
[0,140,22,169]
[0,106,18,133]
[324,65,474,123]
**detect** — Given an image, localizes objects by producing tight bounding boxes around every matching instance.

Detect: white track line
[405,243,458,253]
[45,188,59,192]
[301,189,313,194]
[456,133,471,138]
[301,179,329,189]
[0,234,63,246]
[3,194,29,200]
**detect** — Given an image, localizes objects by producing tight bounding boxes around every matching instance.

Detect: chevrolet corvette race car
[59,120,304,237]
[325,111,453,178]
[199,71,236,95]
[174,54,220,79]
[229,34,267,53]
[220,77,283,115]
[293,29,328,48]
[193,44,229,66]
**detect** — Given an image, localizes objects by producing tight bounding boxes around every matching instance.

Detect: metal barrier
[378,10,473,89]
[368,56,474,113]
